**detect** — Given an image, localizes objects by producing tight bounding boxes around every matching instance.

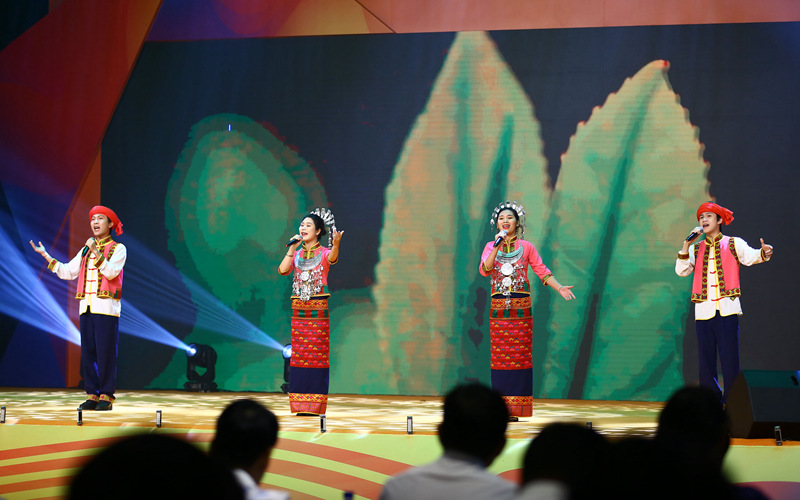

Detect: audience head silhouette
[438,382,509,466]
[69,433,243,500]
[211,398,280,483]
[521,422,609,499]
[656,385,729,471]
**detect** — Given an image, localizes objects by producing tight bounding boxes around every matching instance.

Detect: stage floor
[1,389,798,500]
[0,388,665,437]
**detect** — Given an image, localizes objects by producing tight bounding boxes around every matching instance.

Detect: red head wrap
[89,205,123,235]
[696,202,734,225]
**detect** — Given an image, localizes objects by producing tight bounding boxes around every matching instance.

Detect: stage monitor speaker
[727,370,800,440]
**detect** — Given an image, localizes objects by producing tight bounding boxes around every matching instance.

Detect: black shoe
[96,395,114,411]
[508,416,519,422]
[79,398,98,410]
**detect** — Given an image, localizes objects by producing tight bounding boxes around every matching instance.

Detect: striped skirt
[289,297,330,415]
[489,296,533,417]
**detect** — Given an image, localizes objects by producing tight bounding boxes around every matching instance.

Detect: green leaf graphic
[372,32,550,393]
[160,114,327,390]
[539,61,709,399]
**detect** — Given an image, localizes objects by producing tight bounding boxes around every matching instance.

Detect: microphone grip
[285,238,300,247]
[685,231,700,242]
[493,230,508,248]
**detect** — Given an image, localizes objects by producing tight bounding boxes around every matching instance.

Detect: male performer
[30,206,126,411]
[675,202,773,403]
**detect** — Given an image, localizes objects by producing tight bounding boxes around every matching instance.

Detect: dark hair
[210,399,279,470]
[522,422,609,496]
[438,383,508,461]
[655,385,729,467]
[303,213,327,238]
[69,434,242,500]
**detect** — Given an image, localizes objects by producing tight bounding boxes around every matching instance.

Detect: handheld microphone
[494,230,508,247]
[685,231,701,242]
[285,238,300,247]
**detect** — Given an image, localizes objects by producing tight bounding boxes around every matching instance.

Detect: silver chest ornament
[500,263,514,288]
[293,251,324,301]
[491,246,524,308]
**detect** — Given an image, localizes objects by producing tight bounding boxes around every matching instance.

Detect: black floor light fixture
[281,343,292,394]
[184,343,218,392]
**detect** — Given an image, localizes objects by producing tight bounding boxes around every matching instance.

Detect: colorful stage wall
[1,2,798,401]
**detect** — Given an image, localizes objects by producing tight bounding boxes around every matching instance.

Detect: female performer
[278,208,343,415]
[479,201,575,419]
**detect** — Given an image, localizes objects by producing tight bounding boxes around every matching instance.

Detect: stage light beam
[0,224,80,344]
[121,237,284,350]
[120,300,191,351]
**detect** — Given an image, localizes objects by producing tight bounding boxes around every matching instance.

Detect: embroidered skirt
[489,296,533,417]
[289,297,330,415]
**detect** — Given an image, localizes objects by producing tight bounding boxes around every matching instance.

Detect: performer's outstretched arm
[327,228,343,264]
[545,277,576,301]
[29,240,52,263]
[29,240,82,280]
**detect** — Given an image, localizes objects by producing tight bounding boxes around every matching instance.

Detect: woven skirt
[289,297,330,415]
[489,296,533,417]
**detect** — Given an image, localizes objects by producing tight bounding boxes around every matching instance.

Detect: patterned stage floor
[1,389,797,499]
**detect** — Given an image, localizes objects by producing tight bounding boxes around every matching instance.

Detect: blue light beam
[120,299,191,351]
[0,224,81,344]
[121,237,283,351]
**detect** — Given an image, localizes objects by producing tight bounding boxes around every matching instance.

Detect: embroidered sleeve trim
[47,258,57,271]
[97,289,122,300]
[677,252,689,260]
[541,273,554,286]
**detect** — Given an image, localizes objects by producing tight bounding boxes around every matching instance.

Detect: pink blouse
[479,238,553,296]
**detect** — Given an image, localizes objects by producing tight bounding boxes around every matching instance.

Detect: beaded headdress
[309,208,337,248]
[489,200,526,240]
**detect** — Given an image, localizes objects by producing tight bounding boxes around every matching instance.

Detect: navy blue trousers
[696,312,740,403]
[79,308,119,397]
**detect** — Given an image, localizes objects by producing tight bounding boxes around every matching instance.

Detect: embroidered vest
[75,241,123,300]
[691,236,740,303]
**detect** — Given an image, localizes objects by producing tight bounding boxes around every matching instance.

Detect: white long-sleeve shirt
[675,235,767,320]
[50,243,127,317]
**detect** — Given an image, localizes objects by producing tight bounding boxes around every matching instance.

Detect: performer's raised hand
[558,284,576,301]
[760,238,774,259]
[681,226,702,253]
[331,228,344,246]
[29,240,47,256]
[86,237,99,259]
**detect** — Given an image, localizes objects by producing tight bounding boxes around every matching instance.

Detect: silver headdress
[310,207,337,248]
[489,200,526,240]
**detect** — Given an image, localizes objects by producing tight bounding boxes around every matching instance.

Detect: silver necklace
[495,246,522,265]
[295,251,322,271]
